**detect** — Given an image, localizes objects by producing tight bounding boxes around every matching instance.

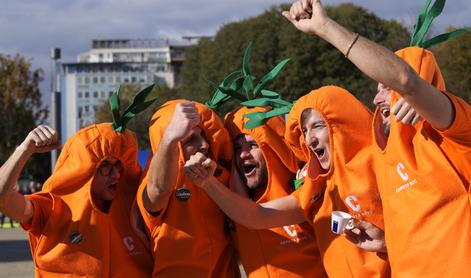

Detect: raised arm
[142,102,199,213]
[184,152,306,229]
[282,0,454,129]
[0,125,59,223]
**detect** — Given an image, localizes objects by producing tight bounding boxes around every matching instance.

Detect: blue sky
[1,0,469,117]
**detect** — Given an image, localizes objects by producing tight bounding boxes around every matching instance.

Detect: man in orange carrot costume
[284,0,471,276]
[0,86,155,277]
[284,86,389,277]
[223,106,326,278]
[137,99,238,277]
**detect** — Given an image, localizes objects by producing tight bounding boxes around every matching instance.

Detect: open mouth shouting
[310,145,330,171]
[242,162,258,177]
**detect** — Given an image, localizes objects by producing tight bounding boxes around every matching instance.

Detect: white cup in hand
[331,211,353,234]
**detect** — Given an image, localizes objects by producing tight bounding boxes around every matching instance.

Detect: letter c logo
[396,162,409,181]
[283,225,298,238]
[123,236,135,252]
[345,195,361,212]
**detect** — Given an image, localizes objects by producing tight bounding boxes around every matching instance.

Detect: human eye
[182,134,194,145]
[234,145,242,153]
[313,122,326,129]
[250,143,259,149]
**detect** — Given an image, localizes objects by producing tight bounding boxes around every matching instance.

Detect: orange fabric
[136,100,238,277]
[224,106,327,278]
[22,123,153,277]
[286,86,390,278]
[371,46,471,277]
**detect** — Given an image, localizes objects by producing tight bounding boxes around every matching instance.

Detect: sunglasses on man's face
[98,161,124,176]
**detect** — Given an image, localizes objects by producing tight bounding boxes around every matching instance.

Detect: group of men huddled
[0,0,469,277]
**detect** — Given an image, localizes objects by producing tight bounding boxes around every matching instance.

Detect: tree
[178,3,410,114]
[0,54,49,182]
[94,84,178,150]
[433,27,471,101]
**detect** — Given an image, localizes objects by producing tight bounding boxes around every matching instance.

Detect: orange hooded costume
[371,46,471,277]
[23,123,153,277]
[285,86,390,278]
[136,99,238,277]
[224,106,326,278]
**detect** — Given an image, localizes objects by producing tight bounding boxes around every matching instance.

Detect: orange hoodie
[23,123,153,277]
[372,46,471,277]
[225,106,327,278]
[285,86,390,278]
[136,99,238,277]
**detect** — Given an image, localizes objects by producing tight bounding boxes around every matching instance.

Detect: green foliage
[433,27,471,101]
[95,84,178,149]
[178,3,410,113]
[0,54,49,182]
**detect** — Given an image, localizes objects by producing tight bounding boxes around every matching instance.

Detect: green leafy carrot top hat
[205,42,294,129]
[409,0,466,49]
[390,0,468,105]
[109,84,158,132]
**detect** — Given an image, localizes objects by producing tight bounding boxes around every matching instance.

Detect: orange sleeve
[136,176,169,233]
[439,91,471,146]
[21,193,53,236]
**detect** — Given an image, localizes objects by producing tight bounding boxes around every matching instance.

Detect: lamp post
[50,48,61,172]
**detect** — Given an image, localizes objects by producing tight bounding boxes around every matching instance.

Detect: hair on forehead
[301,108,314,126]
[235,133,257,145]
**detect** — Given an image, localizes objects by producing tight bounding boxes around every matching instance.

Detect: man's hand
[282,0,329,36]
[392,98,422,125]
[164,102,200,143]
[18,125,60,154]
[184,152,217,186]
[344,219,387,253]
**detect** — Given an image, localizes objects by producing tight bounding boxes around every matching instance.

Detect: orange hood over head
[285,86,373,174]
[225,106,299,202]
[42,123,141,205]
[148,99,233,183]
[392,46,446,103]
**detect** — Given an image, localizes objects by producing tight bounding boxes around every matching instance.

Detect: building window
[93,77,98,83]
[109,91,114,97]
[100,91,105,98]
[93,92,98,98]
[78,92,83,98]
[131,76,136,83]
[84,77,90,84]
[124,78,129,83]
[100,77,105,83]
[116,76,121,83]
[77,77,82,84]
[84,106,90,112]
[108,76,113,83]
[93,105,98,112]
[85,92,90,98]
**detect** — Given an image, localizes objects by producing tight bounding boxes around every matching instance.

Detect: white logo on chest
[283,225,298,237]
[345,195,361,212]
[396,162,409,181]
[123,236,135,252]
[395,162,418,193]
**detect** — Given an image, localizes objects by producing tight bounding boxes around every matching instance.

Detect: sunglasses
[98,160,124,176]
